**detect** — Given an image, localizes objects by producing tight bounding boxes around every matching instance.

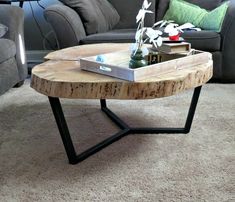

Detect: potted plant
[129,0,183,69]
[129,0,162,68]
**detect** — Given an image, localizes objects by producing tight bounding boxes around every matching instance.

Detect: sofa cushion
[59,0,120,35]
[80,29,136,44]
[181,31,221,51]
[0,39,16,63]
[0,23,8,38]
[108,0,156,29]
[156,0,223,21]
[81,29,221,52]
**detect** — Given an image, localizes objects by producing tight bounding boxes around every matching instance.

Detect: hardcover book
[155,42,191,54]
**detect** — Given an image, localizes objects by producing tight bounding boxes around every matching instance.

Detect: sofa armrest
[220,0,235,82]
[0,5,27,81]
[44,4,86,49]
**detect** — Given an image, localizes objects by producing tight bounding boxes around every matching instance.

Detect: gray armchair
[0,5,27,95]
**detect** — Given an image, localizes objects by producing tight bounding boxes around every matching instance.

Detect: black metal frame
[48,86,202,164]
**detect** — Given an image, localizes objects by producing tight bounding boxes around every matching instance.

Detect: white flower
[134,0,167,51]
[145,28,162,43]
[135,28,146,42]
[164,23,178,33]
[169,29,179,36]
[152,37,163,48]
[164,23,181,36]
[152,20,164,28]
[152,20,175,28]
[136,9,153,23]
[143,0,151,9]
[144,28,163,48]
[177,22,194,30]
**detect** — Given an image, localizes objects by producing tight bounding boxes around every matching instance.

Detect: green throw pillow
[163,0,207,27]
[199,2,229,31]
[163,0,229,31]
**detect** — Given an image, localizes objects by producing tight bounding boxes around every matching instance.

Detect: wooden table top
[31,43,213,99]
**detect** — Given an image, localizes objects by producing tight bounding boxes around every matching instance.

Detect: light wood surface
[31,43,213,99]
[45,43,136,61]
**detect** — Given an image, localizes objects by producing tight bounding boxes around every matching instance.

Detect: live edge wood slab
[31,43,213,99]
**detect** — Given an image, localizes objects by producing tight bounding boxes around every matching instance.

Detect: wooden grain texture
[31,59,213,99]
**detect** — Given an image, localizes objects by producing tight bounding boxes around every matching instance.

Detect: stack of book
[147,41,192,65]
[155,41,191,55]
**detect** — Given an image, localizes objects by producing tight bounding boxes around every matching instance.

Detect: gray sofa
[0,5,27,95]
[44,0,235,82]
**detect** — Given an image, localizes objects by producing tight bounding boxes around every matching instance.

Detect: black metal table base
[48,86,202,164]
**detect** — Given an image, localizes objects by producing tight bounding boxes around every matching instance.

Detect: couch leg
[14,80,24,88]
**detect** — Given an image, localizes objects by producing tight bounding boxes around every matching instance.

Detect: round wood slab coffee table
[31,43,213,164]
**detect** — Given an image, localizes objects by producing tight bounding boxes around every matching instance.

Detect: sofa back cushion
[59,0,120,35]
[108,0,156,29]
[156,0,224,21]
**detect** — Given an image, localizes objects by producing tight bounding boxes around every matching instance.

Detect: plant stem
[138,15,145,50]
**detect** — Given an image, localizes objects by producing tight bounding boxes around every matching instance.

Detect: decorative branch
[133,0,184,54]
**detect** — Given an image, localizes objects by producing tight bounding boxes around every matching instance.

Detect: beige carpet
[0,80,234,202]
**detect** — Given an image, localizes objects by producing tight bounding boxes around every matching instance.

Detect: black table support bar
[48,86,202,164]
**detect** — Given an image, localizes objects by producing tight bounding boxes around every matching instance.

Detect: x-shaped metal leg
[48,86,202,164]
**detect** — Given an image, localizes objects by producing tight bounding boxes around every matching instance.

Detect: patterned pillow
[0,23,8,38]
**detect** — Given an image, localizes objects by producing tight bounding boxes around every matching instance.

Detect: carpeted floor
[0,80,234,202]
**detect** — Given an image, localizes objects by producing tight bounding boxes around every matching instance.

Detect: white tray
[80,50,212,81]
